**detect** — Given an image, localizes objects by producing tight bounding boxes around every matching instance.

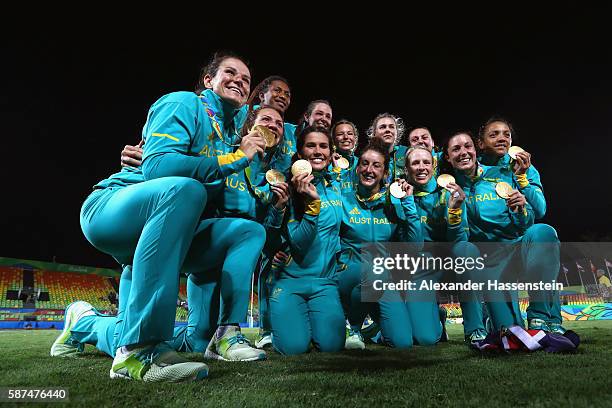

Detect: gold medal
[265,169,286,185]
[508,146,524,160]
[437,174,455,189]
[495,181,513,199]
[336,157,350,169]
[252,125,277,148]
[291,159,312,176]
[389,182,407,199]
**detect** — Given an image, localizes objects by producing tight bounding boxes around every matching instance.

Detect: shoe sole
[109,367,209,382]
[50,301,91,357]
[204,349,266,362]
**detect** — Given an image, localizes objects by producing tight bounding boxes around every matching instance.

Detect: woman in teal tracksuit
[330,119,360,195]
[170,105,291,354]
[247,75,297,174]
[54,53,269,379]
[267,125,346,355]
[475,117,563,333]
[405,147,487,342]
[443,131,561,333]
[366,113,409,181]
[407,126,443,176]
[244,76,299,347]
[337,138,423,350]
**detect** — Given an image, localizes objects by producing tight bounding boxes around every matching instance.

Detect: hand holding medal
[333,153,350,170]
[291,160,318,201]
[509,145,532,175]
[390,178,413,199]
[240,127,267,160]
[496,181,526,212]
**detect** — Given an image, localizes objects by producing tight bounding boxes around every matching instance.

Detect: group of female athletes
[50,51,565,382]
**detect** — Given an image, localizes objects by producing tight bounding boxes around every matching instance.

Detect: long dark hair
[295,99,332,133]
[240,105,285,138]
[194,50,250,95]
[294,125,333,162]
[290,125,332,220]
[358,137,390,174]
[438,130,477,175]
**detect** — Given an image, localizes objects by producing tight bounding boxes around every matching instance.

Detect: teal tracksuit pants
[257,260,273,334]
[337,261,441,348]
[269,277,345,355]
[80,177,207,349]
[477,224,561,331]
[170,217,265,352]
[452,241,487,337]
[76,179,264,354]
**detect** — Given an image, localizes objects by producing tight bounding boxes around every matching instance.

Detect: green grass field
[1,321,611,407]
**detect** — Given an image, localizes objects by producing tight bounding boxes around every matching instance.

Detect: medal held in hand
[495,181,513,199]
[437,174,455,189]
[508,146,525,160]
[252,125,277,148]
[336,157,350,169]
[265,169,286,185]
[389,181,407,199]
[291,159,312,176]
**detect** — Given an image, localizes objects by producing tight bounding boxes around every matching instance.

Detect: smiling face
[406,148,434,186]
[259,80,291,113]
[357,149,387,193]
[333,123,357,153]
[374,117,397,147]
[408,128,434,152]
[446,133,477,174]
[203,57,251,107]
[479,121,512,157]
[254,107,284,146]
[299,131,331,171]
[307,103,332,130]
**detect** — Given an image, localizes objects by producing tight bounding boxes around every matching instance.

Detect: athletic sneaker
[548,322,567,335]
[50,301,96,357]
[205,325,266,361]
[360,317,381,344]
[528,318,551,332]
[345,328,366,350]
[110,343,208,382]
[465,328,488,344]
[255,331,273,349]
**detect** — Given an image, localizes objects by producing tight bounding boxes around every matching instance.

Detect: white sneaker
[50,301,95,357]
[205,326,266,361]
[110,343,208,382]
[255,332,273,349]
[345,328,366,350]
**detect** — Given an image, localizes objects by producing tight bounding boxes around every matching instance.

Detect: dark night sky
[2,11,611,269]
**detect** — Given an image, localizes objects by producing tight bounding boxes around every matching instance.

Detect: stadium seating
[34,270,115,311]
[0,267,23,308]
[1,264,609,326]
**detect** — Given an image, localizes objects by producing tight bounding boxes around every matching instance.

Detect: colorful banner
[0,257,120,277]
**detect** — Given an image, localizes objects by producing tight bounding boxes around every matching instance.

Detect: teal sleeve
[141,101,249,182]
[510,202,534,232]
[444,190,469,242]
[263,205,286,230]
[397,196,424,247]
[285,201,320,259]
[516,166,546,219]
[261,205,287,260]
